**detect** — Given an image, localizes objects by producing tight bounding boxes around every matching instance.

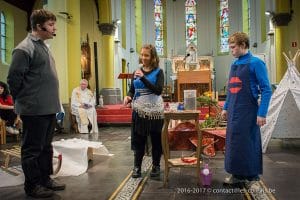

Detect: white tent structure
[261,50,300,153]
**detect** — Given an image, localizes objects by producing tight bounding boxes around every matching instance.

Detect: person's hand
[221,110,227,120]
[123,96,132,106]
[85,103,92,108]
[80,103,90,109]
[257,116,266,127]
[134,69,144,79]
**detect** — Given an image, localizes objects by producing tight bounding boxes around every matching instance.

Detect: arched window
[154,0,164,56]
[218,0,229,54]
[0,12,6,63]
[185,0,197,47]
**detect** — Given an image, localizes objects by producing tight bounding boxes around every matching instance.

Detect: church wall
[112,0,276,96]
[142,0,245,92]
[4,0,298,103]
[114,0,140,97]
[260,0,300,83]
[0,1,27,82]
[282,0,300,72]
[79,0,102,92]
[44,0,70,104]
[140,0,299,92]
[111,0,125,94]
[293,0,300,72]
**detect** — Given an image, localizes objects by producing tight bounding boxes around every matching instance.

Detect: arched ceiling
[4,0,36,13]
[3,0,37,31]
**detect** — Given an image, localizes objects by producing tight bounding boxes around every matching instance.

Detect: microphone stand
[213,68,217,101]
[183,53,190,70]
[127,63,131,91]
[165,60,168,86]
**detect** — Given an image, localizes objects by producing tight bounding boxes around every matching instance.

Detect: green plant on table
[197,92,224,128]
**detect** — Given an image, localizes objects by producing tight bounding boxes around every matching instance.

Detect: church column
[97,0,121,105]
[275,0,290,82]
[135,0,142,53]
[98,0,114,89]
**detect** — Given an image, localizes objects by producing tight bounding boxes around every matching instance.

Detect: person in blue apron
[123,44,164,178]
[221,32,272,185]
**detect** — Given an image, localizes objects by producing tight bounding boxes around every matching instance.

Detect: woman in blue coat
[221,32,272,185]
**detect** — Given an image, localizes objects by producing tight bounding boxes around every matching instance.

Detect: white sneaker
[223,175,246,185]
[6,126,15,134]
[13,128,19,134]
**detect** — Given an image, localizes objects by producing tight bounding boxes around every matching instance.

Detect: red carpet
[96,101,224,124]
[96,105,132,124]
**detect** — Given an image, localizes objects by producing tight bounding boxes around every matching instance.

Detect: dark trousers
[0,109,17,126]
[132,131,162,167]
[20,114,56,190]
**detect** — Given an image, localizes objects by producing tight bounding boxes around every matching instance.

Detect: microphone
[183,53,190,60]
[41,27,56,36]
[134,65,143,80]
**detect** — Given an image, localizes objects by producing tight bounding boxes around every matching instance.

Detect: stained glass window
[185,0,197,47]
[0,12,6,63]
[154,0,164,56]
[219,0,229,53]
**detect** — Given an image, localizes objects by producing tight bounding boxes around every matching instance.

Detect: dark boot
[43,178,66,191]
[151,149,161,178]
[152,150,161,168]
[132,150,144,178]
[25,185,53,198]
[132,166,141,178]
[150,165,160,177]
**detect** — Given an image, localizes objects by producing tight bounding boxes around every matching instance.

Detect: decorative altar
[171,55,213,101]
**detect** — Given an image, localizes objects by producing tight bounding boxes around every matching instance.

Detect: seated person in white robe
[71,79,99,133]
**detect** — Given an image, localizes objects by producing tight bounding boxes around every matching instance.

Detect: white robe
[71,87,98,133]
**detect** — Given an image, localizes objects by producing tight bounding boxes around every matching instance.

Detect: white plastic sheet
[52,138,112,176]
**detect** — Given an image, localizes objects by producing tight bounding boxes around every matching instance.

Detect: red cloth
[0,95,14,106]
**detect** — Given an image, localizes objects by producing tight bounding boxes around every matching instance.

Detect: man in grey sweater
[7,9,65,198]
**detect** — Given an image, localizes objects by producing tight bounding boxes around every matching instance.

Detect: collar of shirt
[28,33,42,42]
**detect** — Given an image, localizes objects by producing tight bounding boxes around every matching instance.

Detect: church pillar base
[100,88,122,105]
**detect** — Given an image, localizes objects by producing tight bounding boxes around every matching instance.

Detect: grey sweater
[7,34,60,115]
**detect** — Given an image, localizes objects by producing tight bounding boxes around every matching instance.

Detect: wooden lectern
[118,73,133,79]
[118,73,134,96]
[177,70,211,102]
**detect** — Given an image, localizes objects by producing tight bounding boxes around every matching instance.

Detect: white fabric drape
[261,51,300,153]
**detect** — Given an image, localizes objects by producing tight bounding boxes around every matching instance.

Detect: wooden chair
[69,99,79,133]
[162,85,172,102]
[0,145,62,175]
[0,118,6,145]
[0,117,21,144]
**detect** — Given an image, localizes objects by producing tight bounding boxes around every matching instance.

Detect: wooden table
[161,110,203,187]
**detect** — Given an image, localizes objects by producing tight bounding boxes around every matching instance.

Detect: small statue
[99,95,104,107]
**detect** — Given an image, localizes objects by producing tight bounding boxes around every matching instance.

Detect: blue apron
[225,58,262,176]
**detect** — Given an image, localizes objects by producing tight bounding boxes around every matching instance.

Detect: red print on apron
[229,76,242,94]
